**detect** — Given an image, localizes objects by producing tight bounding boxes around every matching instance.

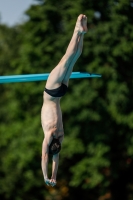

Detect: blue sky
[0,0,39,26]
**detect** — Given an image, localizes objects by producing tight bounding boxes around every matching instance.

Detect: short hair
[49,138,61,155]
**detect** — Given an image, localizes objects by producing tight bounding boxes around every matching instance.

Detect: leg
[62,33,84,86]
[45,14,87,90]
[62,15,87,86]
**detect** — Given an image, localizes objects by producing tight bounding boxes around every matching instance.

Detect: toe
[78,14,84,21]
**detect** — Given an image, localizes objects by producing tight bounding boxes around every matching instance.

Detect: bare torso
[41,92,64,140]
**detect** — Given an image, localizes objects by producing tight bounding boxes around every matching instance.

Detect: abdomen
[41,101,63,133]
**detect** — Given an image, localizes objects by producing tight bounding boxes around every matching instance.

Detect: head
[49,138,61,155]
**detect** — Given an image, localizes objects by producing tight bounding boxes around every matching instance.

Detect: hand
[44,178,51,186]
[49,179,57,187]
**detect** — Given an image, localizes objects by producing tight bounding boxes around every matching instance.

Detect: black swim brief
[44,83,68,97]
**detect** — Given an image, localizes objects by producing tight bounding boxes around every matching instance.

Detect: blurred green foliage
[0,0,133,199]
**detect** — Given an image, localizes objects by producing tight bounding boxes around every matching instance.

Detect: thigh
[62,52,81,86]
[45,55,71,89]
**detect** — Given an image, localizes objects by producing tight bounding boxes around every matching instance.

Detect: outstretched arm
[49,135,64,186]
[49,153,59,186]
[41,139,50,185]
[41,133,53,186]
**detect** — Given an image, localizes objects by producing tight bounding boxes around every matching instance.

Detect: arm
[52,153,59,179]
[49,153,59,187]
[41,139,49,181]
[50,135,64,186]
[41,134,53,186]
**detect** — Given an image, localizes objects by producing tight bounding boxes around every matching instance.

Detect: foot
[74,14,88,34]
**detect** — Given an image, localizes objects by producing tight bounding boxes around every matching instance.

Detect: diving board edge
[0,72,102,84]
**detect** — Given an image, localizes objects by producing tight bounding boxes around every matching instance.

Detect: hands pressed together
[45,178,56,187]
